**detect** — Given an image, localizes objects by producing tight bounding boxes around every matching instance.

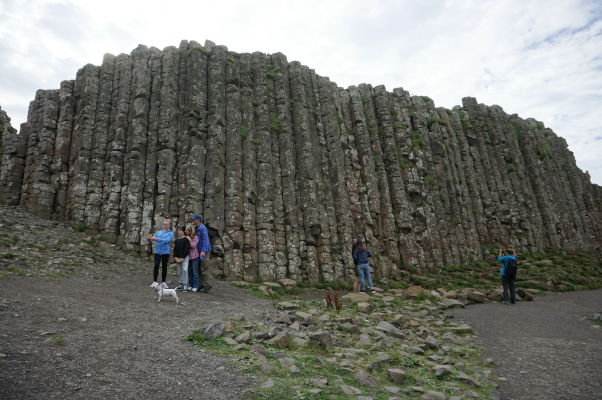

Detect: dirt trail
[0,270,273,400]
[450,289,602,400]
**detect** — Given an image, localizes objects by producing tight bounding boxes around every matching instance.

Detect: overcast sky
[1,0,601,184]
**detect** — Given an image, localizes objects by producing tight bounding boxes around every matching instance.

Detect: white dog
[154,287,179,304]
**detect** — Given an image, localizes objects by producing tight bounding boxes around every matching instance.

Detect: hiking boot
[201,284,212,293]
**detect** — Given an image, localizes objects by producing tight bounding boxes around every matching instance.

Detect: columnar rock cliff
[1,40,601,282]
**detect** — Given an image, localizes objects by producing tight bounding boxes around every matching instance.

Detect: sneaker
[370,289,376,294]
[359,291,366,294]
[150,282,159,288]
[160,282,169,289]
[201,284,212,293]
[175,284,184,291]
[501,300,510,305]
[186,286,193,292]
[192,288,198,293]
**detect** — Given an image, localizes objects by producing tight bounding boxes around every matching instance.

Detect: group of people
[148,213,518,303]
[148,213,212,293]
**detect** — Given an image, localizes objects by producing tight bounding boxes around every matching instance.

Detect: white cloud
[1,0,600,183]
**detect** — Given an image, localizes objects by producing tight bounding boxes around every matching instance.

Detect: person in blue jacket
[148,219,174,289]
[353,240,375,294]
[498,248,517,305]
[191,213,212,293]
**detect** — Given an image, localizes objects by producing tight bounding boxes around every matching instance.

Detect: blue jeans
[357,264,373,291]
[188,258,200,289]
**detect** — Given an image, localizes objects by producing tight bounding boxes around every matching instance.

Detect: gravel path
[450,289,602,400]
[0,270,273,400]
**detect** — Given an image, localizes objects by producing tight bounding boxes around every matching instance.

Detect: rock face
[1,40,601,282]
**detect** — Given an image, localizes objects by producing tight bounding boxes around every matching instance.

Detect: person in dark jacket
[173,226,191,291]
[351,242,361,292]
[191,213,212,293]
[353,240,375,294]
[498,248,517,304]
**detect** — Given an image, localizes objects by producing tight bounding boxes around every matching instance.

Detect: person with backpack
[498,248,518,305]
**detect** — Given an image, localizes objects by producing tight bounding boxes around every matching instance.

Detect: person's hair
[507,248,515,255]
[179,226,186,233]
[185,224,195,238]
[353,240,365,251]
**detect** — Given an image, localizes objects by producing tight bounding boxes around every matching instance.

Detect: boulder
[342,292,370,303]
[387,368,406,384]
[355,369,378,387]
[403,285,428,298]
[376,321,405,338]
[308,330,334,349]
[203,322,225,339]
[278,278,297,287]
[437,298,465,309]
[357,302,373,313]
[270,332,292,349]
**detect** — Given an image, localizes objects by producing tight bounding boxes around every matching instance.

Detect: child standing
[186,224,201,292]
[173,226,191,291]
[148,219,174,289]
[353,240,375,294]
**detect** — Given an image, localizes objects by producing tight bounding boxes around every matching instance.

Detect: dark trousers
[154,254,169,283]
[502,275,516,303]
[199,259,210,288]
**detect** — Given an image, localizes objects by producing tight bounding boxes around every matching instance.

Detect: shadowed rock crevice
[1,40,601,282]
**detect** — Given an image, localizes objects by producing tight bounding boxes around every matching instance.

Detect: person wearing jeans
[186,225,200,292]
[352,240,375,294]
[191,213,212,293]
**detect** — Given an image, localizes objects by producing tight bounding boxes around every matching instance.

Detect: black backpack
[506,258,518,279]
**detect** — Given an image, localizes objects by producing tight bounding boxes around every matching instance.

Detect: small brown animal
[325,291,334,311]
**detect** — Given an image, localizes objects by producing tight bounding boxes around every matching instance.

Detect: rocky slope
[1,40,601,283]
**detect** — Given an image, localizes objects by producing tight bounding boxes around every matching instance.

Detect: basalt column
[1,40,600,282]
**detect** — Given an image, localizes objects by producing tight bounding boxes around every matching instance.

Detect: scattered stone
[425,335,439,349]
[368,358,390,371]
[443,324,474,335]
[308,330,334,349]
[355,369,378,387]
[267,331,289,348]
[357,302,372,313]
[278,357,295,367]
[289,365,301,373]
[384,386,400,394]
[261,378,274,388]
[340,384,362,395]
[421,390,446,400]
[342,293,370,303]
[438,298,465,309]
[259,363,274,373]
[387,368,406,384]
[203,322,225,339]
[235,331,251,343]
[433,364,452,378]
[517,289,533,301]
[376,321,404,338]
[310,377,328,387]
[278,278,297,287]
[224,337,238,345]
[277,301,300,310]
[263,281,281,288]
[292,337,308,347]
[307,388,321,394]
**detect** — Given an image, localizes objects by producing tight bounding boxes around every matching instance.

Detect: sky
[1,0,601,184]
